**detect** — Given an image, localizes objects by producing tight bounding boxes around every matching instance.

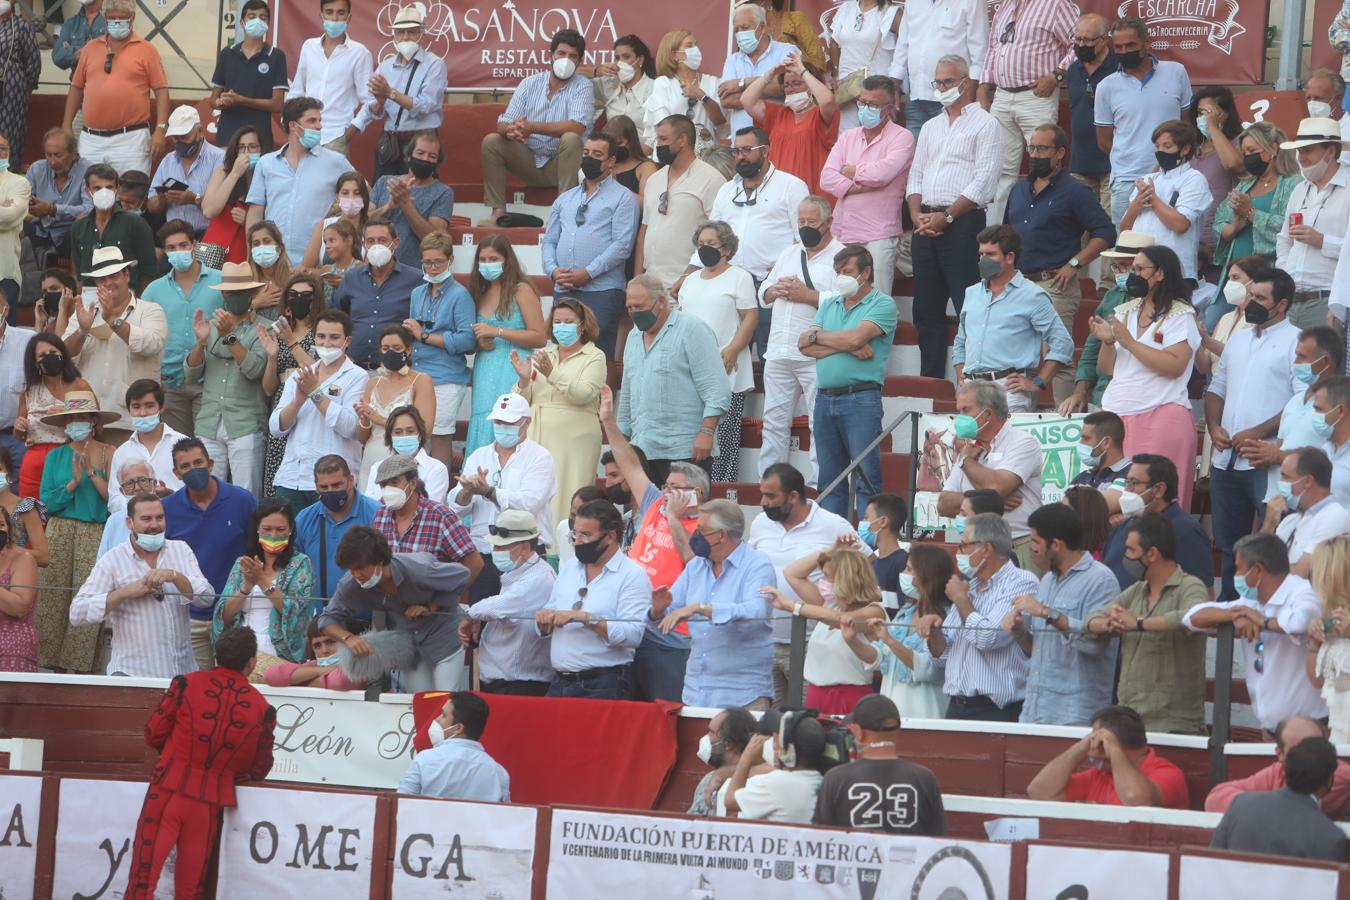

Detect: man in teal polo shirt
[799,244,897,517]
[140,219,222,436]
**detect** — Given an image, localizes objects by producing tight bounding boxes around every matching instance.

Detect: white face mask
[1307,100,1334,119]
[784,91,812,112]
[314,344,344,365]
[92,187,116,211]
[1118,489,1146,517]
[1300,154,1333,185]
[553,56,577,80]
[427,720,446,747]
[616,61,636,83]
[681,46,702,71]
[834,274,860,298]
[1222,279,1248,306]
[762,737,777,768]
[696,733,714,765]
[380,485,408,510]
[935,84,962,108]
[396,40,419,60]
[365,243,394,268]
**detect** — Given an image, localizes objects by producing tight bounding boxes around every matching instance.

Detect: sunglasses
[104,50,114,75]
[571,587,589,610]
[286,290,315,301]
[488,524,533,538]
[658,191,669,215]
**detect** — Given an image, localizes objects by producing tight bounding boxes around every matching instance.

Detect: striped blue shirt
[938,560,1037,709]
[499,70,594,168]
[149,141,226,234]
[541,176,639,295]
[353,47,448,133]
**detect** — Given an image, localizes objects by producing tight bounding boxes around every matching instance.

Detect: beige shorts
[433,383,468,435]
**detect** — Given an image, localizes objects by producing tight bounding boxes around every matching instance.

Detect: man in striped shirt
[70,492,214,677]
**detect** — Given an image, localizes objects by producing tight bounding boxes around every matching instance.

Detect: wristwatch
[1069,257,1082,269]
[1053,69,1065,82]
[1045,608,1063,624]
[1135,618,1145,632]
[808,330,819,345]
[223,333,239,345]
[111,314,127,329]
[1032,375,1046,389]
[738,77,746,90]
[587,613,601,627]
[944,212,955,225]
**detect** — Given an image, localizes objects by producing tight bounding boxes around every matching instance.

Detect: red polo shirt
[1065,749,1190,809]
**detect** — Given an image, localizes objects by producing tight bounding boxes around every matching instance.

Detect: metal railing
[815,409,923,538]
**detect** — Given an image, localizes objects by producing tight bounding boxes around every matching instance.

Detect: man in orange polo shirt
[62,0,170,177]
[1026,704,1190,808]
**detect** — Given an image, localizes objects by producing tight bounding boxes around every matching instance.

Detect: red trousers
[125,786,222,900]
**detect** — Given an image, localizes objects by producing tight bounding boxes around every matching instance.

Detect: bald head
[1076,12,1108,35]
[1277,716,1327,757]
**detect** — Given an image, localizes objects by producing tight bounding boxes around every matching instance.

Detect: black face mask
[606,484,631,507]
[223,292,251,316]
[762,500,792,523]
[37,353,65,376]
[1242,152,1268,178]
[381,348,409,371]
[1118,49,1144,69]
[41,291,62,316]
[798,226,822,248]
[1124,273,1151,298]
[287,294,313,321]
[1027,157,1054,180]
[580,156,605,181]
[697,245,722,267]
[655,143,675,166]
[573,535,609,565]
[613,145,630,163]
[1243,300,1274,325]
[1073,44,1098,62]
[735,159,763,179]
[1154,150,1182,171]
[407,157,437,180]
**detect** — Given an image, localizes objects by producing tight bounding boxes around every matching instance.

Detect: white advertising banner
[1179,854,1340,898]
[0,774,41,900]
[1026,844,1171,899]
[546,808,1011,900]
[218,785,378,897]
[260,688,413,790]
[392,798,537,899]
[53,779,174,899]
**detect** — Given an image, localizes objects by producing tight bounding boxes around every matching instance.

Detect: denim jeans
[0,432,26,478]
[563,288,626,359]
[1109,177,1137,226]
[632,631,690,701]
[904,99,943,140]
[814,387,883,519]
[1210,464,1268,601]
[546,665,633,700]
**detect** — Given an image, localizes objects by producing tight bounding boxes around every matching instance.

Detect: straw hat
[208,261,268,292]
[1100,230,1157,260]
[1279,117,1350,151]
[81,247,137,279]
[39,390,120,427]
[392,3,426,29]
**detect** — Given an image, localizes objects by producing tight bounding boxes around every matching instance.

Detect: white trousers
[403,647,466,692]
[864,235,900,298]
[759,355,819,486]
[200,423,264,498]
[988,90,1059,228]
[78,128,151,177]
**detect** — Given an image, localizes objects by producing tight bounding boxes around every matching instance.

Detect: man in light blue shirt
[480,28,593,222]
[245,96,353,265]
[542,132,639,358]
[400,693,510,802]
[1010,504,1121,727]
[657,500,777,708]
[719,3,794,133]
[536,499,651,699]
[294,454,379,611]
[26,130,92,262]
[148,106,225,234]
[352,4,448,180]
[953,224,1074,413]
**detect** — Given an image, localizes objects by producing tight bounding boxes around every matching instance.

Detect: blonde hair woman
[1309,536,1350,744]
[763,543,886,714]
[643,29,726,155]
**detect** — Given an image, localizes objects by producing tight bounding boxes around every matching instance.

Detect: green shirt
[67,209,159,291]
[141,266,224,388]
[40,443,110,524]
[811,287,898,389]
[183,315,268,440]
[1075,285,1126,407]
[1087,566,1209,734]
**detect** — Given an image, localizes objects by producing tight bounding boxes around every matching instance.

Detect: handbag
[832,3,896,106]
[375,59,421,166]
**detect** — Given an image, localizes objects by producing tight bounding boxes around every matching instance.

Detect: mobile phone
[160,178,189,193]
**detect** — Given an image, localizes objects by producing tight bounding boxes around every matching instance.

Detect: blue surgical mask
[131,414,160,434]
[955,551,979,579]
[1293,362,1317,385]
[242,17,268,39]
[478,261,504,281]
[64,422,93,442]
[323,20,347,39]
[0,473,8,494]
[493,423,522,448]
[552,323,579,346]
[251,244,280,267]
[898,572,919,599]
[856,519,878,549]
[300,128,323,150]
[1114,272,1130,290]
[391,435,420,455]
[857,104,883,129]
[735,29,759,54]
[491,549,517,574]
[1312,408,1339,438]
[953,515,966,536]
[1196,117,1210,139]
[166,250,194,272]
[135,531,166,552]
[1234,570,1259,601]
[0,159,10,174]
[181,466,211,492]
[1076,439,1103,470]
[106,19,131,39]
[1277,478,1304,510]
[423,269,452,284]
[248,152,261,166]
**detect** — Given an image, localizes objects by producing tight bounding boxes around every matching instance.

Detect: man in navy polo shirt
[1065,13,1116,213]
[163,437,257,670]
[209,0,289,150]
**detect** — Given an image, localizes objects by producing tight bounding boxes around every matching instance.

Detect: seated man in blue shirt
[953,224,1074,414]
[1005,124,1115,404]
[1101,453,1214,594]
[400,692,510,802]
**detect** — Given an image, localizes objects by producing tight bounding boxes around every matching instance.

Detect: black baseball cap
[846,694,901,731]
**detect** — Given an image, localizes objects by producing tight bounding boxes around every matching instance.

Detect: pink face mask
[817,577,837,607]
[337,196,364,217]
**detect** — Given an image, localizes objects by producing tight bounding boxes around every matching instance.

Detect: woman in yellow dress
[509,298,607,528]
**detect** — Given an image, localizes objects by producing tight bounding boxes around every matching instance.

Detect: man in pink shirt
[1206,715,1350,817]
[819,76,914,297]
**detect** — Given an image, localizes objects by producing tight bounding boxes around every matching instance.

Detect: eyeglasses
[731,145,766,157]
[122,476,156,491]
[1122,477,1154,491]
[1027,144,1057,156]
[731,187,758,208]
[658,191,669,215]
[285,290,315,301]
[930,78,962,90]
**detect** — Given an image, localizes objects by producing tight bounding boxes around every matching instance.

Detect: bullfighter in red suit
[126,626,277,899]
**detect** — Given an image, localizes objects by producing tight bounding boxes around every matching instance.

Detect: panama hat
[208,261,268,292]
[1279,117,1350,151]
[39,390,120,427]
[81,246,137,279]
[1100,230,1157,260]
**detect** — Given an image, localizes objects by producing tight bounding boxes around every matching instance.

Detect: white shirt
[678,265,758,393]
[693,165,809,280]
[906,103,1002,207]
[0,324,33,427]
[267,356,370,491]
[642,74,725,156]
[747,501,853,643]
[1183,574,1327,730]
[594,73,654,136]
[1126,162,1212,280]
[830,1,901,80]
[1277,168,1350,294]
[449,438,557,554]
[1209,318,1299,471]
[362,448,450,505]
[760,238,844,361]
[463,554,556,683]
[735,768,823,823]
[887,0,989,101]
[1276,495,1350,567]
[108,423,185,508]
[537,552,650,673]
[62,296,169,429]
[68,537,214,678]
[288,35,375,144]
[1100,300,1200,415]
[242,586,278,656]
[941,421,1044,539]
[804,602,881,686]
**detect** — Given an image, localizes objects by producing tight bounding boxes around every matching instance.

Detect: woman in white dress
[676,221,758,482]
[826,0,902,129]
[353,324,436,488]
[1310,537,1350,745]
[644,29,727,156]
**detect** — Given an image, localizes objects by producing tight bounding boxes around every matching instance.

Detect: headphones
[775,709,819,769]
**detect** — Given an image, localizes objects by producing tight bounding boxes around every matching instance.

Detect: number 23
[847,783,917,829]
